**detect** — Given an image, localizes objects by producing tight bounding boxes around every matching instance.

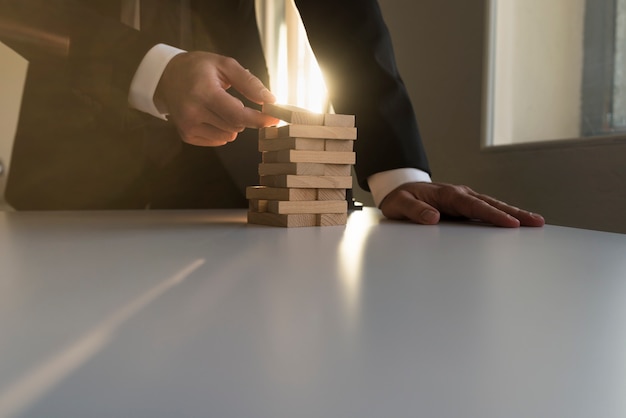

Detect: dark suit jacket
[0,0,430,210]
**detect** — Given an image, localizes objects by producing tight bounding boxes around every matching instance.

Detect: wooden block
[275,125,357,140]
[267,200,347,215]
[262,104,355,129]
[324,113,355,127]
[259,163,324,176]
[258,163,351,177]
[246,186,317,201]
[262,103,325,125]
[259,126,280,140]
[317,189,347,201]
[325,139,354,152]
[259,137,324,152]
[322,164,351,176]
[249,199,268,212]
[247,211,317,227]
[262,150,356,164]
[260,175,353,189]
[317,213,348,226]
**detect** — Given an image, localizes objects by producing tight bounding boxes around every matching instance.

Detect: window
[255,0,329,113]
[581,0,626,135]
[484,0,626,145]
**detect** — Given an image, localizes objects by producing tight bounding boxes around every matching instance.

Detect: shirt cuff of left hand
[368,168,432,208]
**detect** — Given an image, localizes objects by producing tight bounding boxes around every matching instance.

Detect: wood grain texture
[258,163,324,176]
[258,137,324,152]
[258,163,351,176]
[247,211,317,227]
[275,125,357,140]
[246,186,346,202]
[325,139,354,152]
[317,189,347,201]
[323,113,355,127]
[260,175,353,189]
[262,103,325,125]
[267,200,347,214]
[259,126,280,140]
[262,104,355,128]
[262,150,356,164]
[248,199,268,212]
[317,213,348,226]
[246,186,317,201]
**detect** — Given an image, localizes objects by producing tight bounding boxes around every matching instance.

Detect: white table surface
[0,208,625,418]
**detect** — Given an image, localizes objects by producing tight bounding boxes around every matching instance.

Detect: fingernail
[422,209,438,223]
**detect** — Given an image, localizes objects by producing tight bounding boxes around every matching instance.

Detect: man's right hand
[154,51,279,147]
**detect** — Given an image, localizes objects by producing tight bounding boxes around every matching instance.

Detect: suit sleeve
[0,0,159,126]
[294,0,431,191]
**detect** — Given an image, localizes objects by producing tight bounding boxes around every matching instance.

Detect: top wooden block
[324,113,356,127]
[262,103,355,127]
[262,103,324,125]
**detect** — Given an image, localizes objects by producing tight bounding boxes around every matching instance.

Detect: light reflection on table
[0,208,625,418]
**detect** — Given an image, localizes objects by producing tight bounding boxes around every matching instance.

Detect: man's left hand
[379,182,545,228]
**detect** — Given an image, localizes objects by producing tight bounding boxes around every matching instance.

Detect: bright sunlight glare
[271,1,328,113]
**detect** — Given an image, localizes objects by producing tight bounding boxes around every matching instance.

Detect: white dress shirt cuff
[128,43,186,120]
[368,168,432,208]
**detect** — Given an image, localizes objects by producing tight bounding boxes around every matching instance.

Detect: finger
[474,193,545,227]
[221,59,276,104]
[241,106,280,129]
[382,190,440,225]
[171,100,243,135]
[205,88,249,131]
[177,124,237,147]
[171,105,239,144]
[201,90,279,131]
[454,193,520,228]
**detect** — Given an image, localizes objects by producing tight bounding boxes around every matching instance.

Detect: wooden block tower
[246,104,357,227]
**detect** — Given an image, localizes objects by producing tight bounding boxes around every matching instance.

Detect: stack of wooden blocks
[246,103,357,227]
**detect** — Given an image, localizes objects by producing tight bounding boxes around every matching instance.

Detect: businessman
[0,0,544,227]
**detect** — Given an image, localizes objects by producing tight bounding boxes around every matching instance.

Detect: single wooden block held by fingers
[262,103,356,129]
[262,103,325,125]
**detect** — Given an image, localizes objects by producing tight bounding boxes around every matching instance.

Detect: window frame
[482,0,626,149]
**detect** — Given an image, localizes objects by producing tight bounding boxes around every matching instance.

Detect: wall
[493,0,585,144]
[3,2,626,232]
[377,0,626,233]
[0,42,27,210]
